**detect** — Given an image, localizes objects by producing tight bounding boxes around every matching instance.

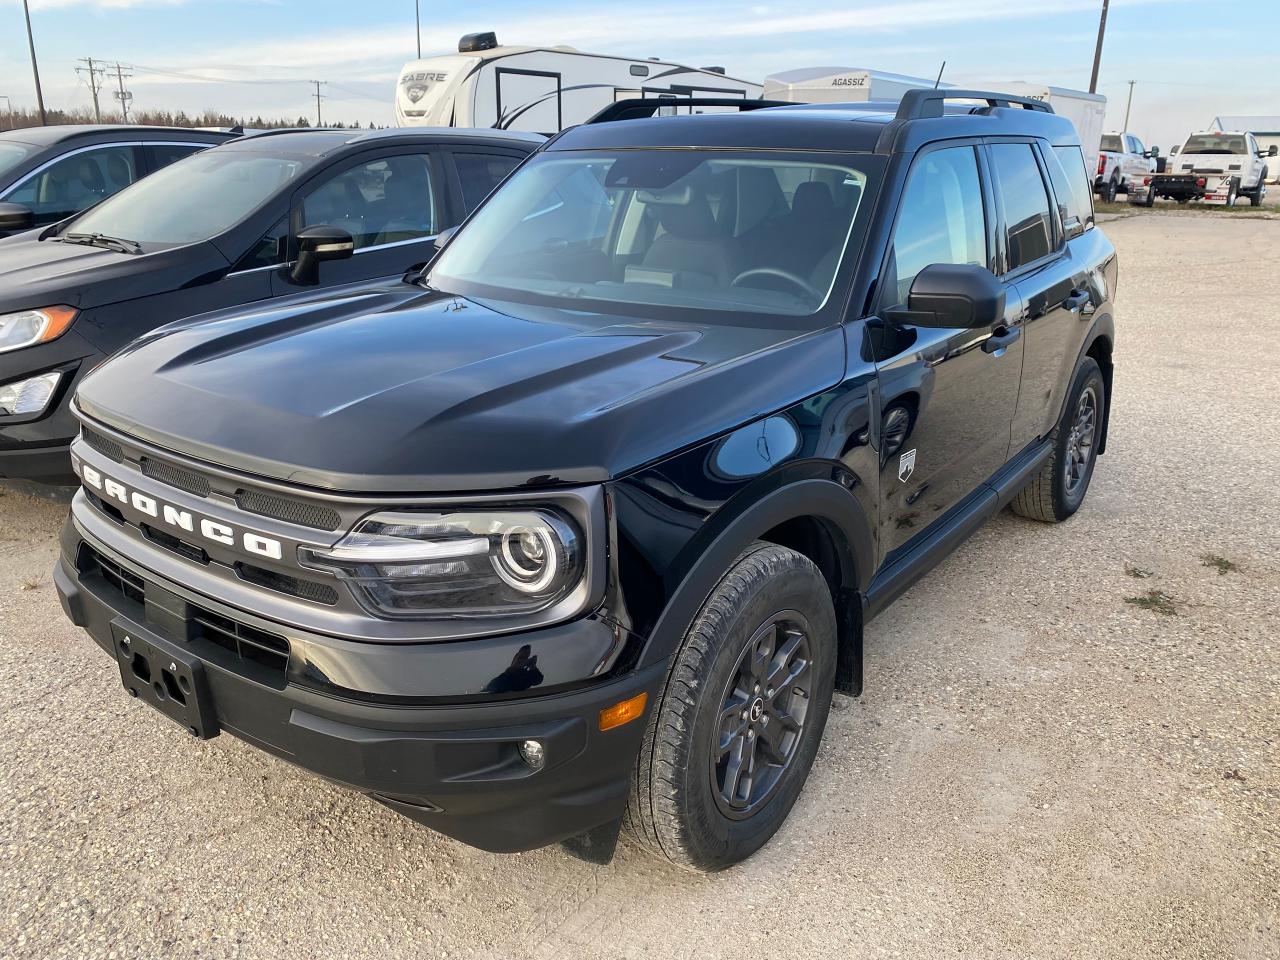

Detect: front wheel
[1249,172,1267,207]
[1011,357,1105,523]
[626,543,837,872]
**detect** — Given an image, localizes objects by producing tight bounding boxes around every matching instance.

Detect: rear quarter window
[1046,145,1094,233]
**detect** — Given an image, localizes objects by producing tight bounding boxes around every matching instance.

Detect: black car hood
[0,231,227,312]
[75,284,844,492]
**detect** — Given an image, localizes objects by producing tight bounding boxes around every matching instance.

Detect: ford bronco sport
[55,90,1116,873]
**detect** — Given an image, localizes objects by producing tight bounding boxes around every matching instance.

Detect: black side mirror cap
[1268,145,1279,157]
[1148,147,1160,158]
[289,224,354,285]
[0,202,35,233]
[886,263,1006,329]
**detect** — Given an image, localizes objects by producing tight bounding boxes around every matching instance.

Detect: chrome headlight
[0,371,62,417]
[299,509,583,618]
[0,306,78,354]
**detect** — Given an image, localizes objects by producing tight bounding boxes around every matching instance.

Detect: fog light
[518,739,545,770]
[0,371,61,417]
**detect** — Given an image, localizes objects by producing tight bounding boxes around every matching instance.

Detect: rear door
[870,142,1025,554]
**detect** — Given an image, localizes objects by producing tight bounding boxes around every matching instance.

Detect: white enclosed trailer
[762,66,944,104]
[396,32,762,132]
[966,81,1107,175]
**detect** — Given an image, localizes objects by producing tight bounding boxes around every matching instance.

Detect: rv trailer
[965,81,1107,175]
[395,32,762,132]
[762,66,945,104]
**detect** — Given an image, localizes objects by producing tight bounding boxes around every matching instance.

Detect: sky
[1,0,1277,149]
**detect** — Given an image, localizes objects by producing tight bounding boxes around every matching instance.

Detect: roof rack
[585,97,790,124]
[896,88,1054,120]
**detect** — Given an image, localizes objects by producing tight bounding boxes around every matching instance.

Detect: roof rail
[896,88,1054,120]
[585,97,790,124]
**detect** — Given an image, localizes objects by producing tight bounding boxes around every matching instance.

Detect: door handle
[982,324,1022,355]
[1062,289,1093,315]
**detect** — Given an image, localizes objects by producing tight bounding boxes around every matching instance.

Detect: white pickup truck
[1150,130,1276,206]
[1095,131,1158,205]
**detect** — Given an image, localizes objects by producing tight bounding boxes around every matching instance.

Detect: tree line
[0,106,383,132]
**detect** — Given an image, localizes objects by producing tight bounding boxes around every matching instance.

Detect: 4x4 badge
[898,449,917,483]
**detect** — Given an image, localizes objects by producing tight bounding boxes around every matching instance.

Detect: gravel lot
[2,213,1278,959]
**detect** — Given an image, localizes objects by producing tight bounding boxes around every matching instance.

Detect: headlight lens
[299,509,583,618]
[0,371,62,417]
[0,306,78,354]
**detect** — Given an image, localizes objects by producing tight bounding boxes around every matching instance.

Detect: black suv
[0,126,539,483]
[0,124,235,238]
[54,92,1115,872]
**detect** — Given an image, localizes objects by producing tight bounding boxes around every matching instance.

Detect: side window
[883,145,987,305]
[233,216,287,272]
[453,153,522,213]
[302,153,436,250]
[1047,145,1095,232]
[1130,136,1146,156]
[989,143,1054,271]
[2,145,140,224]
[149,143,207,170]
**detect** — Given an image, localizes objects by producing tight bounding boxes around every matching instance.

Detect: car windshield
[65,149,304,246]
[1100,135,1123,153]
[0,142,36,181]
[1181,134,1247,155]
[429,149,876,321]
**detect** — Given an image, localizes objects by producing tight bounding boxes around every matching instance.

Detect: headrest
[792,181,834,218]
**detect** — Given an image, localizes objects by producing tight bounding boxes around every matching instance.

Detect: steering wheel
[731,267,819,301]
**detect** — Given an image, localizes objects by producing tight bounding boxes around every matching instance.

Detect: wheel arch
[1084,326,1114,456]
[636,473,874,696]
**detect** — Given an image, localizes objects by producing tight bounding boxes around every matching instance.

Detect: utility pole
[22,0,47,125]
[1088,0,1109,94]
[76,57,107,123]
[1121,79,1136,131]
[112,63,134,123]
[311,80,326,126]
[415,0,422,58]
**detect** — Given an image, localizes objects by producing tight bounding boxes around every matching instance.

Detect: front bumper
[0,440,74,483]
[55,524,665,853]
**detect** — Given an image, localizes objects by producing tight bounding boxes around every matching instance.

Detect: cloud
[6,0,190,9]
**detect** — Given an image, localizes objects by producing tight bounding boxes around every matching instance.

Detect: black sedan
[0,126,541,482]
[0,124,236,238]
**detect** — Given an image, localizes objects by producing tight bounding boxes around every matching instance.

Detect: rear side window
[149,143,208,170]
[1046,145,1094,233]
[453,153,522,213]
[989,143,1053,271]
[2,144,141,225]
[883,145,987,305]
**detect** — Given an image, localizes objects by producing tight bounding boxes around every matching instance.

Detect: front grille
[141,523,209,565]
[190,607,290,682]
[140,456,211,498]
[86,548,145,605]
[237,488,341,531]
[81,427,124,463]
[235,562,338,606]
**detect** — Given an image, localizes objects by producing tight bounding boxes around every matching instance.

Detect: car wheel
[1250,172,1266,206]
[1103,176,1118,203]
[626,543,837,872]
[1010,357,1105,523]
[1225,181,1238,207]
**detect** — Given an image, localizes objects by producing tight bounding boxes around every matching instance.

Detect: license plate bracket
[112,618,219,739]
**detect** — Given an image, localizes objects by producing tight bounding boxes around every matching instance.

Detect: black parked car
[0,124,235,238]
[55,92,1116,872]
[0,126,540,482]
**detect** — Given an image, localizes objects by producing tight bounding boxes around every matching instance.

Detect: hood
[75,285,844,492]
[0,232,227,312]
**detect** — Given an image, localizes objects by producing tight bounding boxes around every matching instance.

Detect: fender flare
[635,471,874,678]
[1063,311,1116,454]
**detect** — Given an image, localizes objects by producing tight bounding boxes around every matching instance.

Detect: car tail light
[1097,156,1106,175]
[1143,177,1151,185]
[1196,178,1207,187]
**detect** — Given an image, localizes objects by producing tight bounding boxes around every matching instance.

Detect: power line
[75,57,107,123]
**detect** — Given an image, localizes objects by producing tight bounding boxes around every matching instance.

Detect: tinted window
[70,150,301,247]
[884,145,987,305]
[1100,134,1123,153]
[303,154,436,249]
[1048,146,1094,231]
[1182,133,1246,155]
[3,144,139,224]
[234,216,288,271]
[454,153,521,212]
[989,143,1053,270]
[149,143,208,169]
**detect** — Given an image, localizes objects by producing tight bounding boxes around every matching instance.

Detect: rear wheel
[626,543,837,872]
[1102,176,1118,204]
[1011,358,1105,523]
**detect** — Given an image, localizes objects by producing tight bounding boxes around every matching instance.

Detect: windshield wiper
[56,232,143,255]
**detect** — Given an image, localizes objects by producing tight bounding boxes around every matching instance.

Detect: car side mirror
[1169,146,1179,156]
[1147,147,1160,158]
[289,224,354,285]
[431,225,458,254]
[886,263,1005,329]
[1268,145,1278,158]
[0,203,35,233]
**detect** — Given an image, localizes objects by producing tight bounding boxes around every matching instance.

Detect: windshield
[66,149,304,246]
[1100,135,1123,153]
[1181,133,1247,155]
[430,149,876,321]
[0,142,36,181]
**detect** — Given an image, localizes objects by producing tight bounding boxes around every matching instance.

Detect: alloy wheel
[1064,384,1098,496]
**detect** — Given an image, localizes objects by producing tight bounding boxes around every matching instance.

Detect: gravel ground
[1,213,1278,959]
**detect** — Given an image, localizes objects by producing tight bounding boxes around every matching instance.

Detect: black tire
[1225,181,1238,207]
[626,543,837,872]
[1010,357,1105,523]
[1102,176,1118,204]
[1249,171,1267,206]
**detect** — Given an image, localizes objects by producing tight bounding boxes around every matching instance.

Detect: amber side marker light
[599,692,648,731]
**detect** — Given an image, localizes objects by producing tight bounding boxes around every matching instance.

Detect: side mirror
[887,263,1005,329]
[1268,145,1278,158]
[431,225,458,254]
[0,203,35,233]
[1169,145,1180,155]
[289,224,354,285]
[1147,146,1160,158]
